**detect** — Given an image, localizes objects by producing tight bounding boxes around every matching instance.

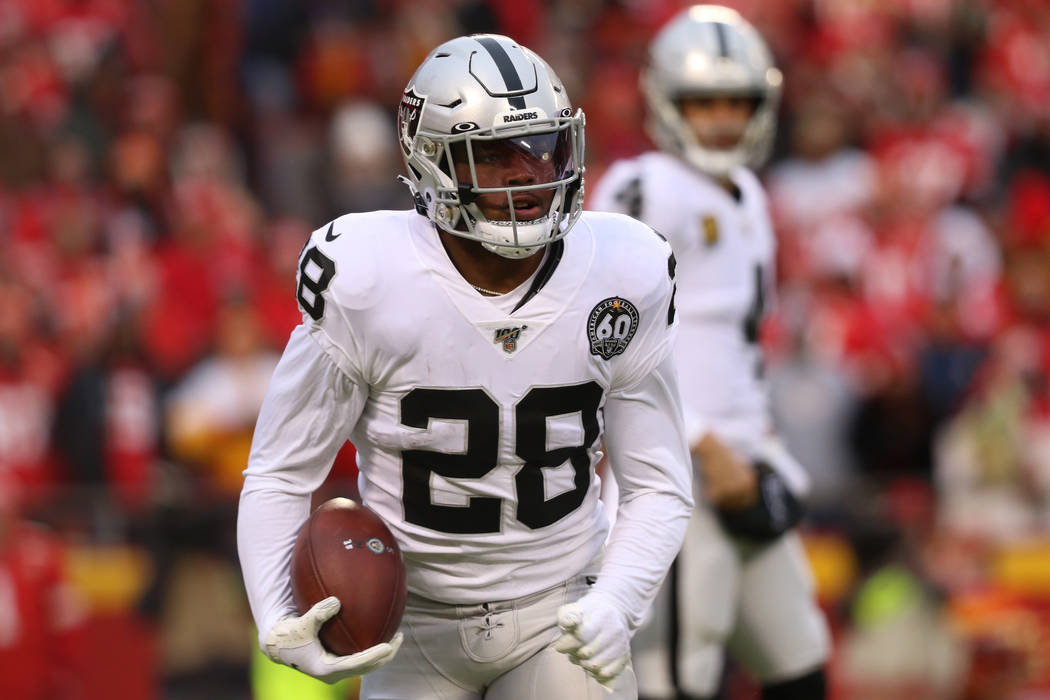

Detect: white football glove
[555,592,631,689]
[264,596,402,684]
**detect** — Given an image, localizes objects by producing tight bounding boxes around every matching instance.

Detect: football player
[590,7,831,700]
[238,34,694,699]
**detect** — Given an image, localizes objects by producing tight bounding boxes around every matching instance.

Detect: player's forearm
[599,355,694,630]
[237,325,367,646]
[238,486,312,646]
[596,488,691,631]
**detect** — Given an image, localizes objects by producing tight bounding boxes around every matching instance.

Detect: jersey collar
[408,216,593,357]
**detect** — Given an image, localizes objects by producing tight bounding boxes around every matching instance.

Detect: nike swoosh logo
[324,223,340,242]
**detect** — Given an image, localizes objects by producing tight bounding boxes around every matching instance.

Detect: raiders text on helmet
[397,35,586,259]
[642,5,782,177]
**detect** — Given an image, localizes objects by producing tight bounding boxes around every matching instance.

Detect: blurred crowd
[1,0,1050,698]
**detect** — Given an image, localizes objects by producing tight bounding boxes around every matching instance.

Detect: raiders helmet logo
[398,87,426,156]
[587,297,640,360]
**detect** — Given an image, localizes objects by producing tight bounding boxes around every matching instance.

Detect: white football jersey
[591,152,775,452]
[239,209,692,643]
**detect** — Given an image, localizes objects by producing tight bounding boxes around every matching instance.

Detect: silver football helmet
[397,34,585,259]
[642,5,782,177]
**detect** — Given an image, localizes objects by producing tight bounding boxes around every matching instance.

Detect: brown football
[290,498,407,655]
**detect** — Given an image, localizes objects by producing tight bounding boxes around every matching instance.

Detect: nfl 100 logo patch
[493,325,528,353]
[587,297,639,359]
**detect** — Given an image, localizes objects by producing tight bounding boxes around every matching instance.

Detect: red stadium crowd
[1,0,1050,698]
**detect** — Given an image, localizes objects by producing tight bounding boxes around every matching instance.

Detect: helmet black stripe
[475,37,528,109]
[713,22,730,58]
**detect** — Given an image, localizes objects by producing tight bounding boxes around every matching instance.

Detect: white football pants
[632,500,829,698]
[362,571,637,699]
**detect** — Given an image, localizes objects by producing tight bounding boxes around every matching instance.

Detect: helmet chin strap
[481,240,544,259]
[477,217,550,258]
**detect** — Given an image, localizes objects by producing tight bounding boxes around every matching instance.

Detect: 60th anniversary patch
[587,297,640,359]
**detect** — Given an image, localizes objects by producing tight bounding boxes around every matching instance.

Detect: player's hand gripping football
[555,592,631,690]
[264,596,403,683]
[694,433,758,510]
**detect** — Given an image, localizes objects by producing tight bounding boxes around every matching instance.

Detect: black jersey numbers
[667,251,678,326]
[742,264,765,345]
[645,229,677,327]
[515,382,602,529]
[297,247,336,321]
[400,382,603,534]
[401,389,501,534]
[615,176,644,218]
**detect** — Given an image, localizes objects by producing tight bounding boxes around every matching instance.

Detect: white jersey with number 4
[592,152,775,453]
[238,209,692,645]
[590,151,828,700]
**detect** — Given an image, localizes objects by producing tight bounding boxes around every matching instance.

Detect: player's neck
[438,230,544,295]
[682,156,742,201]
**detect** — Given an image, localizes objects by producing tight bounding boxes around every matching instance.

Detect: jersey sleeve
[238,323,369,647]
[294,218,374,381]
[594,351,694,631]
[608,227,680,393]
[585,218,693,631]
[590,157,686,251]
[589,159,645,217]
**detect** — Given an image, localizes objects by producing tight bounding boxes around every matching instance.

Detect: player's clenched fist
[555,592,631,688]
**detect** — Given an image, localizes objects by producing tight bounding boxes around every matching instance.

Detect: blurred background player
[591,6,830,699]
